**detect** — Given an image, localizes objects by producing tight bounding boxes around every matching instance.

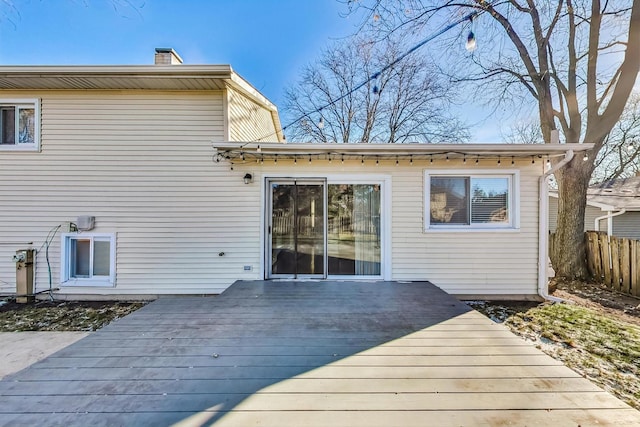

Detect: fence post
[599,233,612,287]
[611,236,621,291]
[620,238,631,294]
[631,240,640,297]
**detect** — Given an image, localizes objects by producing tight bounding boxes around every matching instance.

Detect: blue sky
[0,0,501,141]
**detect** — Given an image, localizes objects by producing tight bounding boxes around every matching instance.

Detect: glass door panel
[327,184,381,276]
[270,181,325,278]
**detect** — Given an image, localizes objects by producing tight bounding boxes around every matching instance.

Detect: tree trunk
[552,155,594,279]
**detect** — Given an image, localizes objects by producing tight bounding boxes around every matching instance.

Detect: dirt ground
[0,299,145,331]
[468,278,640,411]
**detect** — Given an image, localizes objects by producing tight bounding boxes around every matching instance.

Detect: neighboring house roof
[549,175,640,211]
[588,176,640,211]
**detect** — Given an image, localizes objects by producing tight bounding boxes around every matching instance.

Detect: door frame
[265,178,328,279]
[263,174,392,281]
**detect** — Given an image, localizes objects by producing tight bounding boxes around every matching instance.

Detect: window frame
[60,233,116,287]
[424,169,520,232]
[0,98,40,151]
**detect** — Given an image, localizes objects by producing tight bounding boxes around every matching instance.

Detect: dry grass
[469,279,640,410]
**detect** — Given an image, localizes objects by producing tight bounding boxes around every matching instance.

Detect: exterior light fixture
[243,173,253,184]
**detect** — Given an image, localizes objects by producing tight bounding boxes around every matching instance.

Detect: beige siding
[548,196,607,233]
[236,158,544,297]
[1,101,544,298]
[612,212,640,240]
[227,88,278,142]
[0,90,256,296]
[391,161,541,296]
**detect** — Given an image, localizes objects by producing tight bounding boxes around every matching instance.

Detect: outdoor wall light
[243,173,253,184]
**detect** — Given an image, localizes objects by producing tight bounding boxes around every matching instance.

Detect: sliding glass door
[327,184,381,276]
[267,179,382,279]
[269,180,326,278]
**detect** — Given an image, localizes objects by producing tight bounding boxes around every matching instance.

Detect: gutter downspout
[595,209,626,237]
[538,150,574,302]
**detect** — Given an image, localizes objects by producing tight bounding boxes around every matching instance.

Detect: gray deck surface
[1,280,639,426]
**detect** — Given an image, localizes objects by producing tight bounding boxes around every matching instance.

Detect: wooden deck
[0,280,638,426]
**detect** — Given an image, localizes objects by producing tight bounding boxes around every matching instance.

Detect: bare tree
[348,0,640,279]
[282,35,469,143]
[593,92,640,183]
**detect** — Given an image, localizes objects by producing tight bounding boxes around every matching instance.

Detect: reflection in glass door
[327,184,381,276]
[269,180,326,278]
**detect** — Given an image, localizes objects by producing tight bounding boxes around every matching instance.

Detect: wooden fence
[584,231,640,297]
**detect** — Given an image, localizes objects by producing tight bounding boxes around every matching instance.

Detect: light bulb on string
[465,15,477,52]
[497,156,501,166]
[466,31,477,52]
[463,154,466,164]
[410,155,413,165]
[475,155,479,164]
[318,116,324,129]
[583,152,589,161]
[309,155,312,164]
[531,156,535,164]
[511,156,515,165]
[372,72,381,95]
[395,156,399,166]
[627,142,635,151]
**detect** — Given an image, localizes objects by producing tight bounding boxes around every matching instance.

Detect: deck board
[0,280,638,426]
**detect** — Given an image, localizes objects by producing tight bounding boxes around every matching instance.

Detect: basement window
[0,99,40,151]
[61,233,116,287]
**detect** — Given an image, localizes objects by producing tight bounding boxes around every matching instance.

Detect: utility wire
[246,11,479,146]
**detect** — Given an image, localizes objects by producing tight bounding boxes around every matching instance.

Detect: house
[549,175,640,240]
[0,49,593,300]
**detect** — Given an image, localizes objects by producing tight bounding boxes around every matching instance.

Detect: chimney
[154,48,183,65]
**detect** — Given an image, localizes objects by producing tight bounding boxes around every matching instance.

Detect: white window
[0,99,40,151]
[425,170,519,230]
[61,233,116,286]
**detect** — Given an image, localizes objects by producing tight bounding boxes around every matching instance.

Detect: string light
[463,154,466,164]
[260,156,264,164]
[546,156,551,169]
[376,156,379,166]
[475,155,479,164]
[372,72,381,95]
[309,155,312,163]
[318,116,324,129]
[274,154,278,164]
[583,152,589,161]
[342,154,345,164]
[511,156,515,165]
[395,156,399,166]
[256,145,261,153]
[328,154,332,163]
[497,156,501,166]
[628,142,635,151]
[446,154,450,162]
[466,15,477,52]
[430,154,433,163]
[294,156,297,164]
[410,155,413,165]
[361,156,365,164]
[531,155,535,164]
